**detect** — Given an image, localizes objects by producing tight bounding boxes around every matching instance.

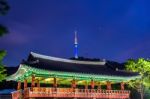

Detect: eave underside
[6,64,141,85]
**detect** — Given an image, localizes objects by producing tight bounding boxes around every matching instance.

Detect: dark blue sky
[0,0,150,66]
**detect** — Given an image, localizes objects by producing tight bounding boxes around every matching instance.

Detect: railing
[11,90,22,99]
[22,87,130,99]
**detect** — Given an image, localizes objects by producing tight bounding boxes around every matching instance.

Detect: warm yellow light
[44,78,54,82]
[77,80,84,84]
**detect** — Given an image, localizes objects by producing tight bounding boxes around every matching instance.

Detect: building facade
[7,52,140,99]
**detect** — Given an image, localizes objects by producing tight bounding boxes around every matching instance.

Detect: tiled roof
[23,52,139,77]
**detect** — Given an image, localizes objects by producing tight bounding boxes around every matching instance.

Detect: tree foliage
[0,50,6,81]
[0,0,9,36]
[0,0,9,81]
[125,58,150,89]
[0,0,9,15]
[0,24,8,36]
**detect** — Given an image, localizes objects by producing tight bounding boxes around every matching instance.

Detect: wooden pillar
[37,80,40,87]
[98,82,101,89]
[17,81,21,90]
[52,77,57,92]
[71,79,76,88]
[91,79,95,89]
[85,81,88,89]
[121,82,125,90]
[107,81,111,90]
[53,77,57,88]
[24,79,27,89]
[31,75,35,87]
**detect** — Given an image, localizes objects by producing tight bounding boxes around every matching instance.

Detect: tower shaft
[74,31,78,59]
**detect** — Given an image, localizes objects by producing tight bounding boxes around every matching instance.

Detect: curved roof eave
[6,64,141,82]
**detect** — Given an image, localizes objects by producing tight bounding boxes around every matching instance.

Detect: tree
[0,0,9,36]
[0,24,8,36]
[125,58,150,99]
[0,0,9,15]
[0,50,6,81]
[126,58,150,88]
[0,0,9,82]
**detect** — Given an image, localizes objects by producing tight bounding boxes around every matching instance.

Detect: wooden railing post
[31,75,35,87]
[98,82,101,89]
[53,77,57,88]
[37,80,40,87]
[85,81,88,89]
[17,81,21,90]
[24,79,27,89]
[91,79,95,89]
[53,77,57,93]
[121,82,125,90]
[71,79,76,89]
[31,75,35,91]
[107,81,111,90]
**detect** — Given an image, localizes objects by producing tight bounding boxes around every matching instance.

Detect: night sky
[0,0,150,66]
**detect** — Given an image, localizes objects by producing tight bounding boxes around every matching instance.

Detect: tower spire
[74,31,78,59]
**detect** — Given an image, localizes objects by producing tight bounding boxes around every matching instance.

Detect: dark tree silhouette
[0,0,9,36]
[0,0,9,82]
[0,0,9,15]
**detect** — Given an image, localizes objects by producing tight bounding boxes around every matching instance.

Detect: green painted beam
[6,64,141,83]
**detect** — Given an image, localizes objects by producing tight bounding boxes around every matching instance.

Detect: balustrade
[11,90,22,99]
[12,87,130,99]
[22,87,130,99]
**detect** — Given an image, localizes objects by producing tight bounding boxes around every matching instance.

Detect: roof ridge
[30,52,106,65]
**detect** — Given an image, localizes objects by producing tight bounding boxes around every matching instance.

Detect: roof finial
[74,30,78,59]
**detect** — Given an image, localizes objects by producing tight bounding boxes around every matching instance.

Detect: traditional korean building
[7,52,140,99]
[7,32,140,99]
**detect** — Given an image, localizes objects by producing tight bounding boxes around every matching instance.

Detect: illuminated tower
[74,31,78,59]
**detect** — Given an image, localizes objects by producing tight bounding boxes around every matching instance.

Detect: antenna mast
[74,31,78,59]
